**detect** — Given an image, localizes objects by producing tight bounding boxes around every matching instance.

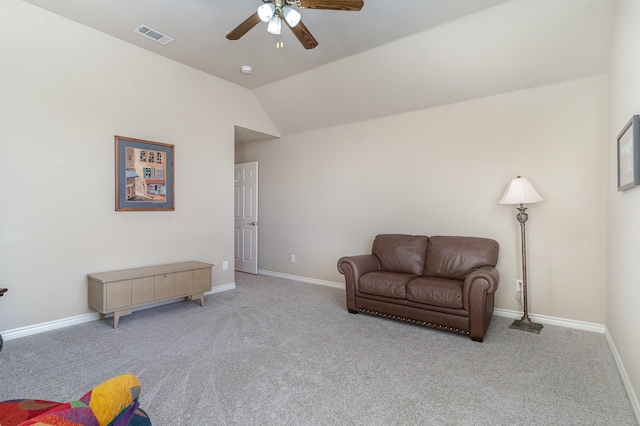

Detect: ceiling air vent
[134,25,174,45]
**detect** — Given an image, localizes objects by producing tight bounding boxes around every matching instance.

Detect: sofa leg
[471,336,483,342]
[348,309,358,314]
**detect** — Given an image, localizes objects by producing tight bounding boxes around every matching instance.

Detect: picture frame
[115,135,175,211]
[617,115,640,191]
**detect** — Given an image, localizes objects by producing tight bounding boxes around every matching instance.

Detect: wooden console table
[88,261,214,328]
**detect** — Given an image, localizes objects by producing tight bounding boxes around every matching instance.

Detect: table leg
[112,309,131,329]
[188,293,204,307]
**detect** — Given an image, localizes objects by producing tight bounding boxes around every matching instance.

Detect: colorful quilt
[0,374,151,426]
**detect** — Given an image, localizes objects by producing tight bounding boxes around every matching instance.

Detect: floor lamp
[499,176,545,334]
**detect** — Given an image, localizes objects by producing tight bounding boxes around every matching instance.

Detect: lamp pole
[510,205,543,333]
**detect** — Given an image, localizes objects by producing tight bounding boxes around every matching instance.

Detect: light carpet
[0,272,636,425]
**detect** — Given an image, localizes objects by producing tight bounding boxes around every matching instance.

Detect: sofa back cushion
[372,234,429,276]
[424,236,499,280]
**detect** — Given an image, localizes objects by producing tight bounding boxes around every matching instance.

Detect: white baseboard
[0,282,236,342]
[605,326,640,423]
[492,308,605,333]
[208,282,237,293]
[258,269,345,289]
[2,312,102,341]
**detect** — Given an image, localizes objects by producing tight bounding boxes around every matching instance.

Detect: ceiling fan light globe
[283,7,301,27]
[257,4,275,22]
[267,15,282,35]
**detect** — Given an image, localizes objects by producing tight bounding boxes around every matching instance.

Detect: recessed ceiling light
[241,66,253,74]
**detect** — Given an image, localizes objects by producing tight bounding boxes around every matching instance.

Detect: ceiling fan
[226,0,364,50]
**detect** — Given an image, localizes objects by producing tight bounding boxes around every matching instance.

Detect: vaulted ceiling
[22,0,615,140]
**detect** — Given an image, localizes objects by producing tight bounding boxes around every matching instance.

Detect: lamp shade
[258,4,276,22]
[267,15,282,34]
[283,6,301,27]
[498,176,544,205]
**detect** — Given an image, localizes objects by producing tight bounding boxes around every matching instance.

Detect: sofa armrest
[337,254,380,279]
[337,254,380,312]
[462,266,500,341]
[463,265,500,297]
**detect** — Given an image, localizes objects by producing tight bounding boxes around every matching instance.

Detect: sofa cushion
[406,277,463,309]
[359,271,416,299]
[424,236,499,280]
[372,234,429,276]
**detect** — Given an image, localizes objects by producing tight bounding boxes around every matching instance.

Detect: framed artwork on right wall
[617,115,640,191]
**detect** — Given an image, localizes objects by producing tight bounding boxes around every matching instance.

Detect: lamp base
[510,317,543,334]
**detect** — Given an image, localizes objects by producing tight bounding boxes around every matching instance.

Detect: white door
[234,162,258,274]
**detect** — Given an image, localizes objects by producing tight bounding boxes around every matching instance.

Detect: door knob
[248,221,256,226]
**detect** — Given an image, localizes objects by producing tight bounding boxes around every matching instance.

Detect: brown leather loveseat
[337,234,500,342]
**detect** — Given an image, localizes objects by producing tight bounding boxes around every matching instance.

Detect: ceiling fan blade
[287,20,318,49]
[226,12,261,40]
[299,0,364,11]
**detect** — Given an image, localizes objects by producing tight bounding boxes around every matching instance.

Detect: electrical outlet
[291,254,296,263]
[222,261,229,270]
[516,279,523,292]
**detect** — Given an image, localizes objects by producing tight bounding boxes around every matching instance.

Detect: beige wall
[237,75,608,323]
[608,0,640,410]
[0,0,277,330]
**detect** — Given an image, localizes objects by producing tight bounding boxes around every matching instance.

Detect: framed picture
[115,136,175,211]
[617,115,640,191]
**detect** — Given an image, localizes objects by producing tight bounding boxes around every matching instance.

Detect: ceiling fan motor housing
[263,0,301,7]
